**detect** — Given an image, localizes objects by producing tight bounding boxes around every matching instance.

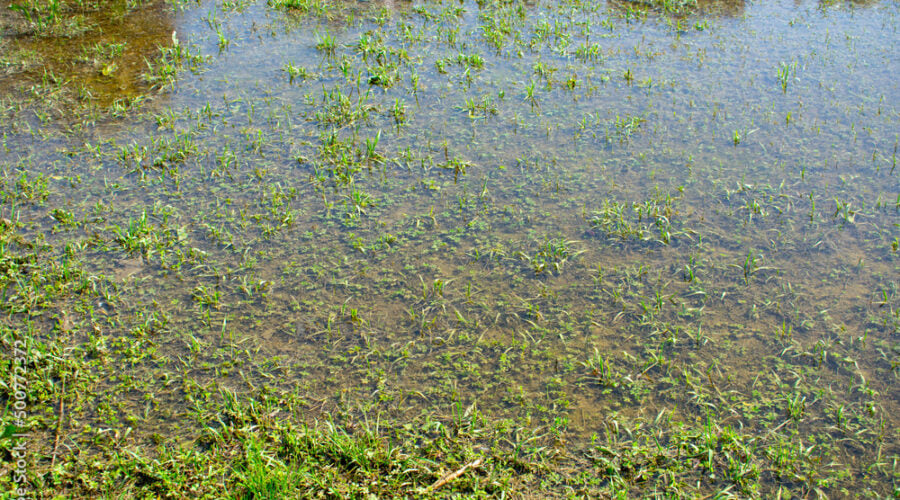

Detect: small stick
[50,373,66,470]
[428,457,484,492]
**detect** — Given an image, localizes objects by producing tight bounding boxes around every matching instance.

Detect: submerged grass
[1,0,899,497]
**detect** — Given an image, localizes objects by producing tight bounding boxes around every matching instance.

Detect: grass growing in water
[1,0,899,497]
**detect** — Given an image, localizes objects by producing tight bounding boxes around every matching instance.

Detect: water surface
[1,0,899,495]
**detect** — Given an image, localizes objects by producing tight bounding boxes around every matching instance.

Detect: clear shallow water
[2,0,899,494]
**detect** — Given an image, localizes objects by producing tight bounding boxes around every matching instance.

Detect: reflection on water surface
[0,0,898,495]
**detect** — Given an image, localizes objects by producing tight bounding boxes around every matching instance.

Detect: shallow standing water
[1,0,899,496]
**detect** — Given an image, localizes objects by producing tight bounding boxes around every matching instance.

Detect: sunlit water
[2,0,899,493]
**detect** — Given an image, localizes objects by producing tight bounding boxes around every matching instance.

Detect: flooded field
[1,0,899,496]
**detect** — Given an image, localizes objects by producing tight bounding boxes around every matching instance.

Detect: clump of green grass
[7,0,94,37]
[777,60,797,92]
[268,0,331,14]
[143,32,209,89]
[518,238,583,275]
[8,0,62,32]
[588,192,681,245]
[282,61,312,83]
[619,0,698,14]
[77,41,127,64]
[1,169,50,205]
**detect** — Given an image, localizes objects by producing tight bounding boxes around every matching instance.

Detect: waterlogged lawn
[1,0,899,496]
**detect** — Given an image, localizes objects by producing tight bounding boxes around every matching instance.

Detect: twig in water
[428,457,484,492]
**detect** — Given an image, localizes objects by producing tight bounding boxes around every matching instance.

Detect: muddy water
[0,0,185,107]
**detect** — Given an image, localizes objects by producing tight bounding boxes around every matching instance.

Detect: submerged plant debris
[1,0,899,496]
